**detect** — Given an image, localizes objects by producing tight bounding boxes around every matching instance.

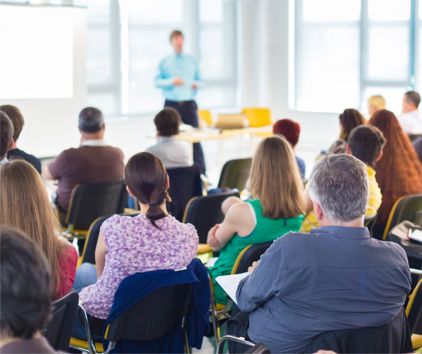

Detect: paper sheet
[410,229,422,243]
[216,272,249,305]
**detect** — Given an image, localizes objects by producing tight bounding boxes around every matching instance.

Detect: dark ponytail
[125,152,170,228]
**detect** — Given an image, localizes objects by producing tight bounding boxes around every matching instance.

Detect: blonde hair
[248,136,305,219]
[0,160,64,297]
[368,95,386,114]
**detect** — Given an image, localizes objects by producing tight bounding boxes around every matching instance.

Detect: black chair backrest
[183,191,240,243]
[234,242,272,274]
[386,193,422,236]
[80,215,109,264]
[305,309,412,354]
[167,166,202,221]
[66,180,126,230]
[218,158,252,191]
[106,284,192,342]
[44,291,79,351]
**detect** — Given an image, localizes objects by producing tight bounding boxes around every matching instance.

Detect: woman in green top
[208,136,305,304]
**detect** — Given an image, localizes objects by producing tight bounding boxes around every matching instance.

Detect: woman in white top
[146,108,193,168]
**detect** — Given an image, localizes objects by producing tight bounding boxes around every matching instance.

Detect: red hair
[272,119,301,147]
[369,110,422,229]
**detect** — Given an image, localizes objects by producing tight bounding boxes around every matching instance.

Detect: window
[293,0,421,114]
[197,0,237,108]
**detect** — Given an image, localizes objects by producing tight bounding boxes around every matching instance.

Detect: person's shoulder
[160,54,175,65]
[58,238,78,262]
[371,238,409,264]
[229,201,254,218]
[106,145,124,157]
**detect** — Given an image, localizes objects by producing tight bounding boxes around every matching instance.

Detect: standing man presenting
[155,30,206,174]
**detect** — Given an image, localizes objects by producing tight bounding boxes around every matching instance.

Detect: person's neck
[0,332,41,347]
[139,202,168,216]
[404,107,418,114]
[80,133,104,143]
[320,217,364,228]
[10,141,17,149]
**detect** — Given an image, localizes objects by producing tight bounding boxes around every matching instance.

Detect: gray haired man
[234,154,411,353]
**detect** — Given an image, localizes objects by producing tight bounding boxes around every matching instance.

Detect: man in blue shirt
[155,30,205,174]
[235,154,411,353]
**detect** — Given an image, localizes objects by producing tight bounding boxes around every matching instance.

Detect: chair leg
[78,305,97,354]
[183,329,191,354]
[217,335,255,354]
[103,341,116,354]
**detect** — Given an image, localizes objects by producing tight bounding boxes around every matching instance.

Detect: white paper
[206,257,219,268]
[216,272,249,305]
[410,229,422,243]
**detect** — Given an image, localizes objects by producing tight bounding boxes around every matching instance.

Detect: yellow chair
[241,107,272,127]
[210,242,272,341]
[198,109,213,127]
[406,276,422,351]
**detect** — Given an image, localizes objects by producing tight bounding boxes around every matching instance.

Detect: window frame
[292,0,421,113]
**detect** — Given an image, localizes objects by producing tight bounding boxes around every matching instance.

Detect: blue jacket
[104,259,210,353]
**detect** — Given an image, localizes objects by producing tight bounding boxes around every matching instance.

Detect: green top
[209,199,304,304]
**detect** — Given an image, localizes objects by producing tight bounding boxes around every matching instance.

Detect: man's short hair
[347,126,386,167]
[0,111,14,159]
[78,107,105,133]
[404,91,421,108]
[154,107,181,137]
[272,119,301,147]
[0,227,52,339]
[308,154,369,223]
[0,105,24,141]
[169,29,184,41]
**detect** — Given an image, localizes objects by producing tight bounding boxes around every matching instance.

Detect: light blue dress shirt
[155,53,202,102]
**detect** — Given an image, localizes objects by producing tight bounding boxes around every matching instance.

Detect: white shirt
[398,110,422,135]
[81,139,108,147]
[146,136,193,168]
[0,157,8,166]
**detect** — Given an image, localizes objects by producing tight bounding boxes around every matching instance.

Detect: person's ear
[126,185,135,198]
[345,144,352,155]
[165,175,170,190]
[314,201,324,222]
[375,149,384,162]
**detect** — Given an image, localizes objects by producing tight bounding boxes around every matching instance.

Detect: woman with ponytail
[76,152,198,320]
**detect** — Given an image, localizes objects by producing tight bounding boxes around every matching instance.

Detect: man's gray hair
[308,154,369,222]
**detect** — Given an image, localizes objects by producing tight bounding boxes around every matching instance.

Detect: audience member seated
[207,136,305,304]
[0,160,77,299]
[398,91,422,136]
[369,109,422,237]
[367,94,386,118]
[0,227,61,354]
[301,125,386,232]
[326,108,365,155]
[73,152,198,329]
[272,118,306,178]
[0,105,41,173]
[43,107,124,217]
[146,107,193,168]
[0,111,13,166]
[233,154,411,353]
[414,136,422,162]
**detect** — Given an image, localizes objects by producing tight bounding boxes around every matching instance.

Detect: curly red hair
[368,110,422,231]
